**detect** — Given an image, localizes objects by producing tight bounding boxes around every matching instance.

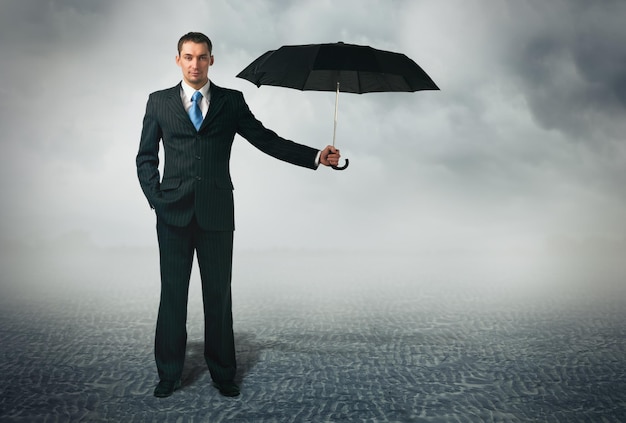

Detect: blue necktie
[189,91,203,130]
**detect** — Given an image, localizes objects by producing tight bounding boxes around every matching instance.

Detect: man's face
[176,41,214,89]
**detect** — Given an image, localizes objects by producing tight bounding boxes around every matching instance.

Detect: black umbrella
[237,42,439,170]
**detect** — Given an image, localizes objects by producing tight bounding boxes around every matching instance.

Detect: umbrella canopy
[237,42,439,93]
[237,42,439,169]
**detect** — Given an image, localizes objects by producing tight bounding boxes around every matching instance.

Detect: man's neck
[182,79,211,95]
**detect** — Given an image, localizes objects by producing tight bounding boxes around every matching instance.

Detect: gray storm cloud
[501,1,626,143]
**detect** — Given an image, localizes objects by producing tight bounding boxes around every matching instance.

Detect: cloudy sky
[1,0,625,269]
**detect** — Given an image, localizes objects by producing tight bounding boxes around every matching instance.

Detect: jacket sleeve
[136,94,163,209]
[234,92,319,170]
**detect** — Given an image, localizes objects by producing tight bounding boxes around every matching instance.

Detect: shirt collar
[181,79,211,101]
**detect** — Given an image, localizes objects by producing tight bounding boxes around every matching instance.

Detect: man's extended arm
[234,91,340,168]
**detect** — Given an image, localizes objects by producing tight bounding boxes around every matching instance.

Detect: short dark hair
[177,32,212,54]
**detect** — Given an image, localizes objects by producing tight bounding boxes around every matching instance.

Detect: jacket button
[195,155,201,160]
[195,176,202,181]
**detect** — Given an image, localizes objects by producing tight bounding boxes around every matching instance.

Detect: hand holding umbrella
[319,145,341,168]
[237,42,438,170]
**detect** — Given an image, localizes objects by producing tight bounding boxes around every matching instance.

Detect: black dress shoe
[154,379,181,398]
[213,380,240,397]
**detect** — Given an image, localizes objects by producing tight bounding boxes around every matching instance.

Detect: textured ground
[1,247,625,422]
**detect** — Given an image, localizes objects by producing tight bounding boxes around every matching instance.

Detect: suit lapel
[200,83,225,131]
[166,83,194,129]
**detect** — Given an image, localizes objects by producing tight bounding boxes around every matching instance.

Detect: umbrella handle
[331,158,349,170]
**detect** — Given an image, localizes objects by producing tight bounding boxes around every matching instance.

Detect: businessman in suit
[136,32,341,398]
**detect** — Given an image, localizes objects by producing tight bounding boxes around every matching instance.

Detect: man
[136,32,341,398]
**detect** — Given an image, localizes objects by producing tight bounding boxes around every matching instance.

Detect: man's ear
[175,55,181,67]
[210,55,215,66]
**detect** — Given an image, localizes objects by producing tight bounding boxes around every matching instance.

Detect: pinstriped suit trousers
[155,215,236,383]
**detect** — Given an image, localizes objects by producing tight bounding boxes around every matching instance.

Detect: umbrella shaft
[333,81,339,147]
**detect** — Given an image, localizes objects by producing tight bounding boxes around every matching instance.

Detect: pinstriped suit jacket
[137,82,319,230]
